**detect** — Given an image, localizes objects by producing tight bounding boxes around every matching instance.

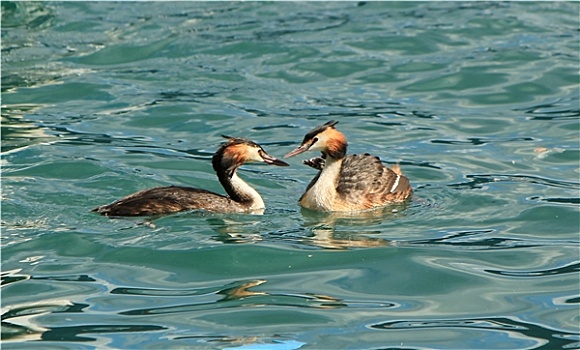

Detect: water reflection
[171,335,304,350]
[200,204,410,249]
[517,98,580,121]
[452,174,580,191]
[1,108,54,153]
[3,1,578,348]
[431,136,536,146]
[1,269,168,342]
[115,279,348,317]
[407,229,541,250]
[1,298,163,343]
[1,300,82,341]
[108,201,412,250]
[370,316,579,349]
[112,279,268,300]
[1,1,54,30]
[297,205,409,249]
[484,261,580,278]
[40,324,165,342]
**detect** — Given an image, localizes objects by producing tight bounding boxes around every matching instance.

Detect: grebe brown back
[284,120,412,212]
[92,136,288,216]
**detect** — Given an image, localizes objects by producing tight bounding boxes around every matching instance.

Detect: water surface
[2,2,579,349]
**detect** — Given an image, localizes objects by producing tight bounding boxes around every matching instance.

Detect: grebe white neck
[300,156,342,211]
[230,172,265,210]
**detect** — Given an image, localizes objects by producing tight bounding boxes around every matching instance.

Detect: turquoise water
[2,1,579,349]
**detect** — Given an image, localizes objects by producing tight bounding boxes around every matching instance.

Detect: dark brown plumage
[92,136,288,216]
[92,186,244,216]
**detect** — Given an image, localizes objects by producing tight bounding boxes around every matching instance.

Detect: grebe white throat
[230,171,265,210]
[301,156,342,211]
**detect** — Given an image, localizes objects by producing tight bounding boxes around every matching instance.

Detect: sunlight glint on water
[2,2,579,349]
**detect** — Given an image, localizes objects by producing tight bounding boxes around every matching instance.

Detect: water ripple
[112,279,379,316]
[517,98,580,121]
[406,231,541,250]
[370,316,579,350]
[484,261,580,278]
[450,174,580,191]
[2,2,579,348]
[431,136,536,146]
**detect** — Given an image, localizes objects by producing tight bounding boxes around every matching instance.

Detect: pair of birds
[93,121,412,216]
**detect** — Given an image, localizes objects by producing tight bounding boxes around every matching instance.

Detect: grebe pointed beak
[260,151,289,166]
[284,144,309,158]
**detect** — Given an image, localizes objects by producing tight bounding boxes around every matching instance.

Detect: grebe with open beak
[285,120,412,212]
[93,136,288,216]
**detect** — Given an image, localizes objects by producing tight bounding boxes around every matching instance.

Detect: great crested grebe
[284,120,412,212]
[92,136,288,216]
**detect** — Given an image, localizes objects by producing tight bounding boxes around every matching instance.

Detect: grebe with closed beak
[93,136,288,216]
[284,120,412,212]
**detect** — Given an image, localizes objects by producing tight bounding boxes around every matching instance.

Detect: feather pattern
[92,186,248,216]
[299,154,411,211]
[92,136,288,217]
[337,154,411,209]
[288,120,412,212]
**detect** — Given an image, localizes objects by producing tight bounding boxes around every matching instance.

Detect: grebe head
[213,136,288,177]
[284,120,347,160]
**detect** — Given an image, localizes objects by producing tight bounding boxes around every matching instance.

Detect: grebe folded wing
[92,186,233,216]
[338,154,411,208]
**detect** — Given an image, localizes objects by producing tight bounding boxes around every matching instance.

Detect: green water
[2,2,579,349]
